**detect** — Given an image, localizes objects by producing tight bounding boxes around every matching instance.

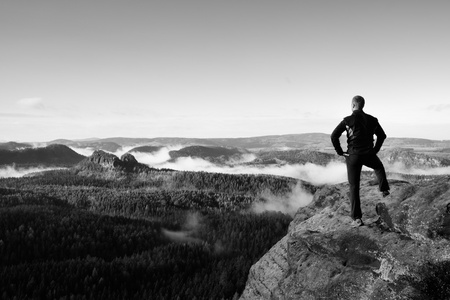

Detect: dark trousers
[345,153,389,220]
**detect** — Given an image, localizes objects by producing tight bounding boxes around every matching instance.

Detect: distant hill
[169,146,246,160]
[0,142,33,151]
[127,146,164,153]
[0,144,86,167]
[384,137,449,148]
[253,149,336,166]
[208,133,332,149]
[37,133,333,152]
[75,134,450,150]
[47,140,122,152]
[11,133,450,154]
[379,148,450,169]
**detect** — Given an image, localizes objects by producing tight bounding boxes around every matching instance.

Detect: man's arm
[373,122,387,154]
[331,120,346,155]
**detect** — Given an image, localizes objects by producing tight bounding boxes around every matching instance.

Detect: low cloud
[72,144,450,185]
[0,165,63,178]
[130,145,184,165]
[148,154,347,186]
[161,212,203,244]
[127,146,348,184]
[386,161,450,176]
[70,146,137,158]
[69,147,97,157]
[161,229,203,244]
[69,145,185,163]
[252,183,313,216]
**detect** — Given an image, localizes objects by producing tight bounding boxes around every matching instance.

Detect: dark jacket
[331,110,386,155]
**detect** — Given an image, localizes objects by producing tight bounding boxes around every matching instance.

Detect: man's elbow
[330,136,339,145]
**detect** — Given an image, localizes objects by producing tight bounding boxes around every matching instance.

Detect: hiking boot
[382,190,390,197]
[351,219,364,228]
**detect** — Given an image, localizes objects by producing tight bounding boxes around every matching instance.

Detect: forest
[0,166,314,299]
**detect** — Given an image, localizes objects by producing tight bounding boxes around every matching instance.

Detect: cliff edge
[241,175,450,299]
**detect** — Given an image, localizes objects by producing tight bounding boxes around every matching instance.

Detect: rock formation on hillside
[76,150,150,174]
[240,175,450,299]
[87,150,122,168]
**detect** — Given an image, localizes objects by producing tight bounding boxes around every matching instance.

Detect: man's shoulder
[364,112,378,121]
[343,114,355,122]
[344,111,379,125]
[356,110,378,121]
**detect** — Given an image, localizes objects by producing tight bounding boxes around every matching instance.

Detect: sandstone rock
[77,150,150,174]
[88,150,122,169]
[121,153,138,165]
[241,176,450,299]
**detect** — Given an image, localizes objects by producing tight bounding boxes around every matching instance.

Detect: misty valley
[1,134,450,299]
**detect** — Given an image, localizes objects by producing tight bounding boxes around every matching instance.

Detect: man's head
[352,95,365,111]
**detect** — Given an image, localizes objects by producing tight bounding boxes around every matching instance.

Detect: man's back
[331,109,386,155]
[344,110,384,154]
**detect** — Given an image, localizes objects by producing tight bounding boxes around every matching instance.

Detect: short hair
[352,95,365,109]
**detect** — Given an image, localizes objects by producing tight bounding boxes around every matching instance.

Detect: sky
[1,0,449,142]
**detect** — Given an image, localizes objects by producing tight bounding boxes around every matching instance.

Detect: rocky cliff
[75,150,151,174]
[240,174,450,299]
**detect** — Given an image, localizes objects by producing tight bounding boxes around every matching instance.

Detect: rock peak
[121,153,138,165]
[88,150,122,168]
[240,177,450,299]
[76,150,147,173]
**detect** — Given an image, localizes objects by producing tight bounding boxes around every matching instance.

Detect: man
[331,95,390,227]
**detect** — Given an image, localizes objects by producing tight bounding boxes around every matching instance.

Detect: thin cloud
[17,97,45,110]
[161,212,204,244]
[0,166,64,178]
[387,162,450,176]
[130,147,348,185]
[0,112,47,118]
[427,103,450,112]
[252,183,313,216]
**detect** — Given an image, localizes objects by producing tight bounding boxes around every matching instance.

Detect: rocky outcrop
[88,150,122,169]
[241,175,450,299]
[120,153,138,165]
[76,150,150,174]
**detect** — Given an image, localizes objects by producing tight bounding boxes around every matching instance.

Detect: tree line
[0,168,298,299]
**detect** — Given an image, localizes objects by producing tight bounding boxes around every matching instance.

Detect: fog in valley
[0,165,63,178]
